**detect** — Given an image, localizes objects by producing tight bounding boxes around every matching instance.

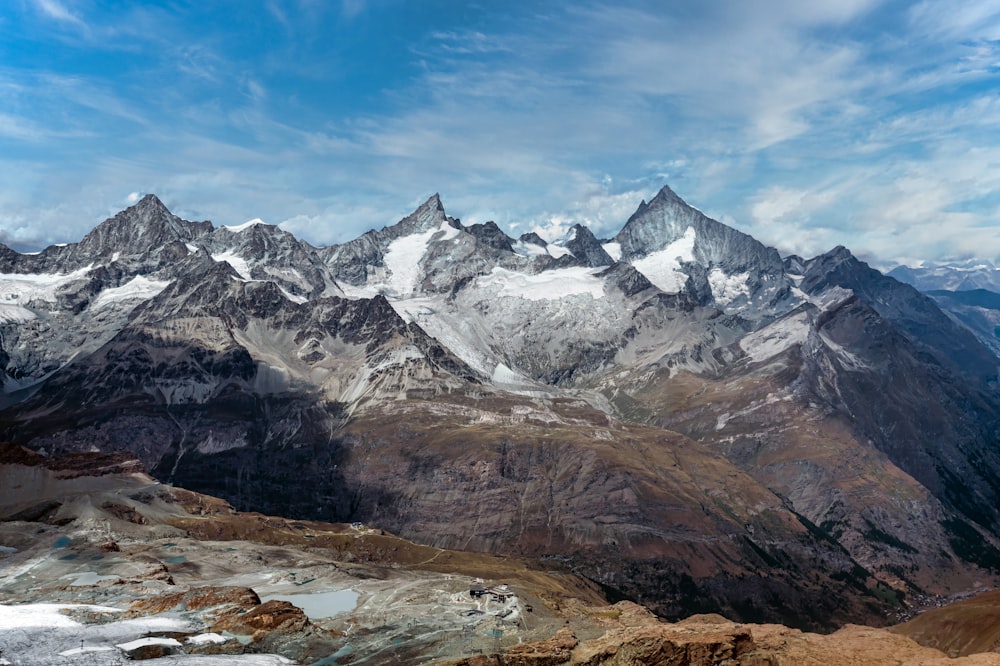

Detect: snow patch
[630,226,696,293]
[222,218,266,232]
[0,604,121,629]
[117,636,183,651]
[708,268,750,306]
[90,275,171,311]
[375,221,461,298]
[603,242,622,262]
[475,266,606,301]
[211,251,253,280]
[187,633,229,645]
[0,265,93,306]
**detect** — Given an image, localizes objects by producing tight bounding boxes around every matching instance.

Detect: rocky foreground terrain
[5,446,1000,666]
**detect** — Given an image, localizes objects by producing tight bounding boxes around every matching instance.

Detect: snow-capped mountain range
[3,186,1000,627]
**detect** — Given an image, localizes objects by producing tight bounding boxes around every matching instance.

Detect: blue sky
[1,0,999,267]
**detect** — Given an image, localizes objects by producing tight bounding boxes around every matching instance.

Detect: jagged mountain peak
[394,192,450,235]
[564,223,614,267]
[74,194,213,262]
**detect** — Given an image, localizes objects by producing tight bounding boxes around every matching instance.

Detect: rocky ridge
[2,187,1000,631]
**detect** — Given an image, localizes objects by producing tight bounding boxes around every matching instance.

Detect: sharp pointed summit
[70,194,213,266]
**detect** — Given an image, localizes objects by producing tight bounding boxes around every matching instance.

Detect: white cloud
[33,0,87,29]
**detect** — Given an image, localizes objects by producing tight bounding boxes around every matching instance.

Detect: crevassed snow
[222,218,266,232]
[211,251,253,280]
[708,268,750,306]
[0,265,93,306]
[90,275,172,311]
[603,242,622,262]
[630,226,696,293]
[475,266,606,301]
[392,296,496,376]
[739,310,811,362]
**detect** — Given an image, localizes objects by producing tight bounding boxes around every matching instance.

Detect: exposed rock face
[4,186,1000,632]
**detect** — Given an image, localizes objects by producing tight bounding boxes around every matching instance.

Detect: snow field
[630,226,696,293]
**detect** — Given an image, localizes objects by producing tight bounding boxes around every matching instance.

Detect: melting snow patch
[90,275,171,311]
[476,266,606,301]
[631,226,696,293]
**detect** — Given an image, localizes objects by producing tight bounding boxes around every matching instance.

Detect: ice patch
[475,266,606,301]
[630,226,696,293]
[187,633,229,645]
[90,276,171,311]
[708,268,750,307]
[222,218,266,232]
[603,242,622,262]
